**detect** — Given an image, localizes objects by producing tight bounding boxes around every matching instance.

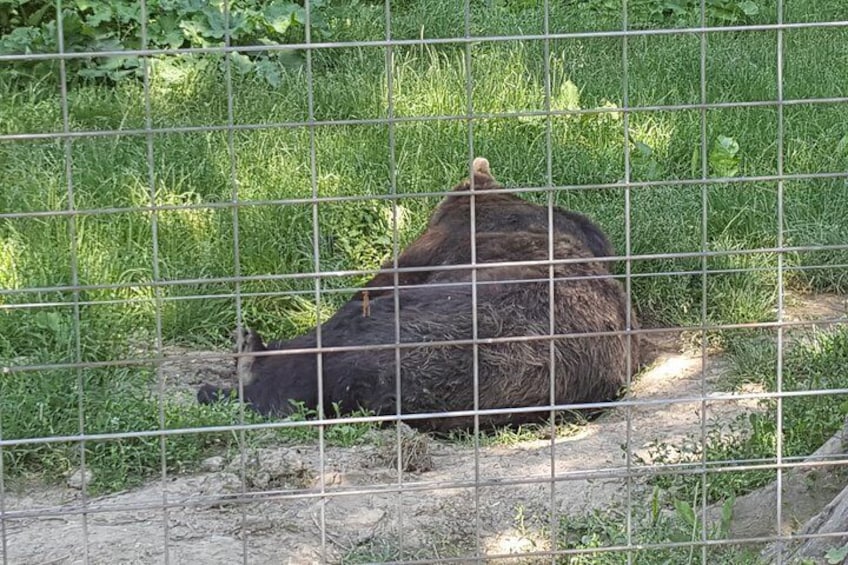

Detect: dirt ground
[2,293,846,564]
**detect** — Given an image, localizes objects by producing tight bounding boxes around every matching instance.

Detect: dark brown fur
[363,163,614,297]
[197,159,639,433]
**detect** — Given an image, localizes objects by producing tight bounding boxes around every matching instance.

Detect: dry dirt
[2,293,846,565]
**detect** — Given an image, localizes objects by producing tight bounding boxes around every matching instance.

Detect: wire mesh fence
[1,0,848,563]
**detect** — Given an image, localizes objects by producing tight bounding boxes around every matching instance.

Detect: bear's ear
[472,156,491,177]
[469,156,497,190]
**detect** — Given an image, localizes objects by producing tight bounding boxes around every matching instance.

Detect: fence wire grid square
[1,0,848,563]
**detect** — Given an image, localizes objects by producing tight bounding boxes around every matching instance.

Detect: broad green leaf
[553,79,581,111]
[634,140,653,158]
[265,1,298,34]
[674,499,696,527]
[111,1,138,24]
[826,544,848,564]
[0,26,43,55]
[254,58,282,87]
[719,495,735,537]
[738,0,760,16]
[26,1,53,27]
[85,4,113,28]
[150,14,185,49]
[709,134,741,177]
[202,7,227,39]
[229,51,253,75]
[180,20,212,46]
[276,48,305,69]
[290,5,307,26]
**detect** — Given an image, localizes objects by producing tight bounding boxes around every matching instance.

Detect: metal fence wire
[1,0,848,563]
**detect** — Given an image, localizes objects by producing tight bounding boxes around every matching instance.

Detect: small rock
[227,448,312,490]
[315,471,344,488]
[67,468,93,490]
[324,506,386,546]
[200,456,226,472]
[218,472,243,493]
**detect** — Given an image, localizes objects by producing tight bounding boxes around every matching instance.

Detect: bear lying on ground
[197,158,639,433]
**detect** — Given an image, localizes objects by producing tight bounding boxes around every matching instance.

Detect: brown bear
[362,157,615,297]
[197,158,639,433]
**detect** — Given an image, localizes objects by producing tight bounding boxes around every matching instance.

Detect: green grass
[0,363,257,493]
[639,325,848,505]
[553,488,762,565]
[1,0,847,499]
[445,413,590,446]
[0,360,377,493]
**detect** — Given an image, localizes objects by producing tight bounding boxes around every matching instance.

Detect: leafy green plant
[555,487,751,564]
[636,413,777,502]
[582,0,762,28]
[277,400,378,447]
[826,543,848,565]
[690,134,742,178]
[708,135,742,178]
[0,0,330,84]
